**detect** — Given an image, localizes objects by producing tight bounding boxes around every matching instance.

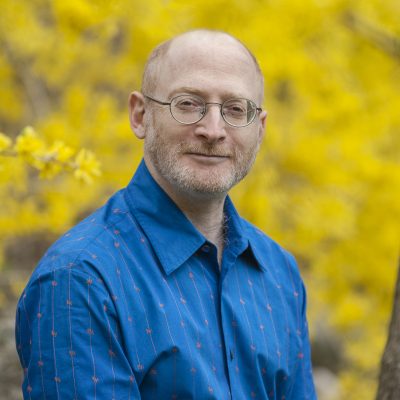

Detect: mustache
[179,144,232,157]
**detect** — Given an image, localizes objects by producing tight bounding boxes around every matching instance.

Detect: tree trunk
[376,259,400,400]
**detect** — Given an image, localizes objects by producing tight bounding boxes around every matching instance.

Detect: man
[16,30,316,399]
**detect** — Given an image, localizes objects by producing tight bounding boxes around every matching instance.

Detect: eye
[173,96,203,111]
[223,100,247,116]
[178,99,196,107]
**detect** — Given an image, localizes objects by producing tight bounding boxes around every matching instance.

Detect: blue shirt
[16,160,316,400]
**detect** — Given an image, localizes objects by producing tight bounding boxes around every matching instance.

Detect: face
[134,34,267,198]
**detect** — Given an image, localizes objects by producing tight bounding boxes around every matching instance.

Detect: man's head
[129,29,267,199]
[141,30,265,104]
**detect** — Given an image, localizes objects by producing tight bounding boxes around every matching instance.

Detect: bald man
[16,30,317,400]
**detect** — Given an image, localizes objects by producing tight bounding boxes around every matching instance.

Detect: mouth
[185,152,230,164]
[186,152,230,158]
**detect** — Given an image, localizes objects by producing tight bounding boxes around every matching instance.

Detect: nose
[194,104,227,143]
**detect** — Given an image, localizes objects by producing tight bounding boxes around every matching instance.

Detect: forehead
[157,34,261,100]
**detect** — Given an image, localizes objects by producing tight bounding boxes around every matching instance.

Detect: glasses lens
[222,99,257,127]
[171,95,205,124]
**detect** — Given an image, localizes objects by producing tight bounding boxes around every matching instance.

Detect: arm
[283,251,317,400]
[15,265,141,400]
[290,281,317,399]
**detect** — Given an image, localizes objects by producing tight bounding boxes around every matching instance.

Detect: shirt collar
[124,160,266,275]
[223,200,269,273]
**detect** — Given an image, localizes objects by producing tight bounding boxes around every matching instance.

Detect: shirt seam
[26,207,133,294]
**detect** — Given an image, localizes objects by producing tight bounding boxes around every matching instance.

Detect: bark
[376,259,400,400]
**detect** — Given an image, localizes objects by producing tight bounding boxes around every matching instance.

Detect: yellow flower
[14,126,44,160]
[37,141,76,178]
[73,149,101,184]
[37,152,61,179]
[0,132,12,152]
[49,141,75,163]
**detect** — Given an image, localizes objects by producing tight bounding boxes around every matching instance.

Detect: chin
[170,168,237,195]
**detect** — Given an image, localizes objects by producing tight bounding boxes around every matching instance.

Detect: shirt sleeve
[284,251,317,400]
[290,281,317,399]
[15,264,141,400]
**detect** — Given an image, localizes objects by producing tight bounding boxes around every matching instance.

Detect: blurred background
[1,0,399,399]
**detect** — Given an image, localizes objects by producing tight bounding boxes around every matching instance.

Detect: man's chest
[109,247,302,399]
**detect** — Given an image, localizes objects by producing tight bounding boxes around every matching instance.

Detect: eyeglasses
[143,93,262,127]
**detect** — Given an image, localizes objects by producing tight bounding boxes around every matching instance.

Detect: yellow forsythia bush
[0,127,101,183]
[1,1,399,399]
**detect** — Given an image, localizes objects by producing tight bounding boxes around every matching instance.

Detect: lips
[180,144,232,161]
[187,152,229,158]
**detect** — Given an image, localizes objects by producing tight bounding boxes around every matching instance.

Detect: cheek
[146,114,189,143]
[234,131,258,151]
[252,125,265,148]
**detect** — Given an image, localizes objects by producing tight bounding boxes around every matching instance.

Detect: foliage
[1,0,399,399]
[1,127,101,182]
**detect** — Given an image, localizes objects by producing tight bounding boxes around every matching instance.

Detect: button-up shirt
[16,160,316,399]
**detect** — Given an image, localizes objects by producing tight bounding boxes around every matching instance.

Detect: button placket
[220,263,241,399]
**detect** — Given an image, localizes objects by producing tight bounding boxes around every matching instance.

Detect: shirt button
[230,349,234,361]
[201,244,210,253]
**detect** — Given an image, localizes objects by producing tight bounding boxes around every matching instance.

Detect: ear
[257,110,268,145]
[129,91,146,139]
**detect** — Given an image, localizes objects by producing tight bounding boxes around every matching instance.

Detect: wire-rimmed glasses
[144,93,262,127]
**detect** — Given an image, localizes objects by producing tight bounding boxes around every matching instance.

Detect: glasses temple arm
[143,95,171,106]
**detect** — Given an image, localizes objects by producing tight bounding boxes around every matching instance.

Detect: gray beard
[144,130,259,195]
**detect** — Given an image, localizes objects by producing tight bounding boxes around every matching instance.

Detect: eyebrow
[167,87,248,101]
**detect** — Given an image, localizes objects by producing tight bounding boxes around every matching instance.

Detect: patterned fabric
[16,160,316,399]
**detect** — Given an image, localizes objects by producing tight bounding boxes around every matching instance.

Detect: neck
[172,193,227,266]
[173,192,226,243]
[147,164,227,264]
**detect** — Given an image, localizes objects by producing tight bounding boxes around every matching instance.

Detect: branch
[343,12,400,60]
[0,39,52,120]
[0,128,101,184]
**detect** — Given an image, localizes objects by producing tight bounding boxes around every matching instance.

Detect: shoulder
[240,217,302,281]
[241,217,294,260]
[26,188,133,291]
